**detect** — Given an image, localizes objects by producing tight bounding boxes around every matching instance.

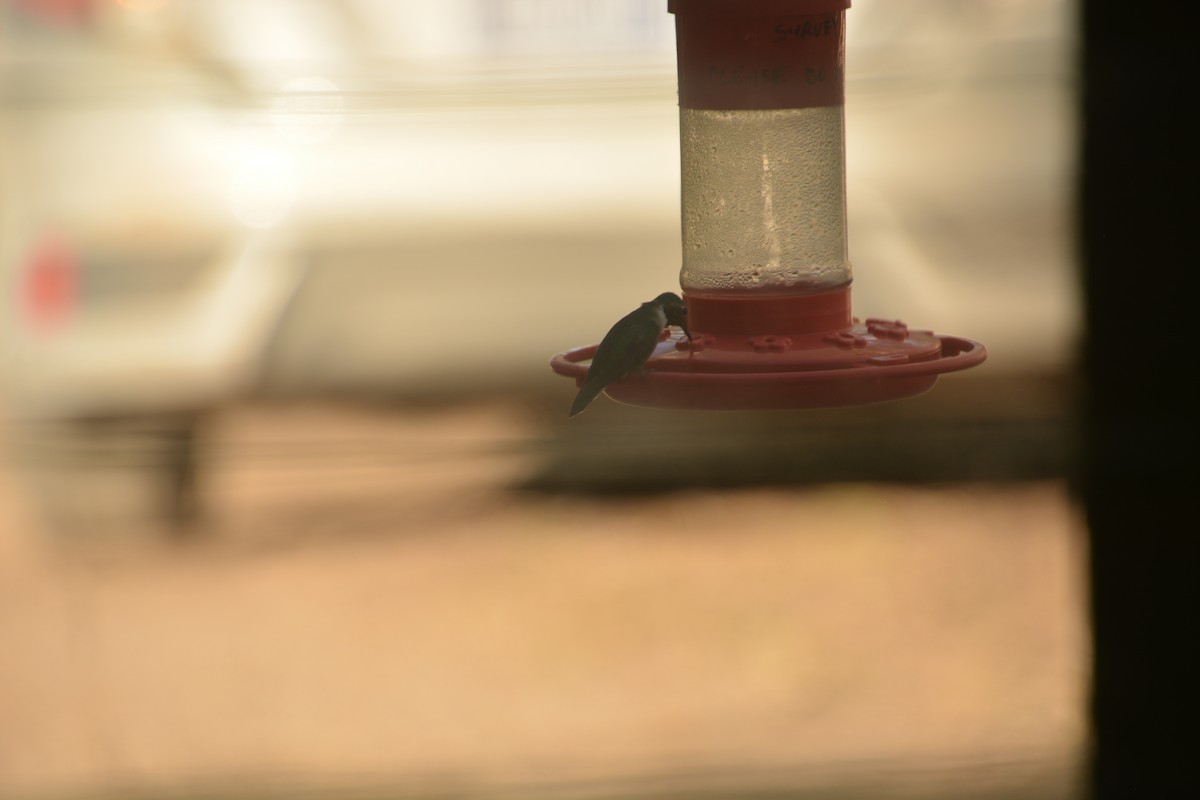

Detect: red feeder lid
[671,0,851,110]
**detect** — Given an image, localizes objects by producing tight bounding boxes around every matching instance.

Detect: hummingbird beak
[677,305,692,341]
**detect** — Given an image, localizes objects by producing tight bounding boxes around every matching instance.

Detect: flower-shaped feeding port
[551,0,985,411]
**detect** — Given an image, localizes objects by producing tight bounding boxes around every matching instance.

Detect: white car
[0,0,680,538]
[1,5,310,537]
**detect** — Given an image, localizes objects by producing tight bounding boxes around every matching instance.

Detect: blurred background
[0,1,1083,799]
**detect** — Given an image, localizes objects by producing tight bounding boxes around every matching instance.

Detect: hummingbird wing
[569,307,664,416]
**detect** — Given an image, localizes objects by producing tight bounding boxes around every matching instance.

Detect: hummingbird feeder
[551,0,985,410]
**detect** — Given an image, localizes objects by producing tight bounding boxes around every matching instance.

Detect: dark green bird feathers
[570,292,689,417]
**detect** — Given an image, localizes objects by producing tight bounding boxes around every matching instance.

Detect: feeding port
[552,0,986,410]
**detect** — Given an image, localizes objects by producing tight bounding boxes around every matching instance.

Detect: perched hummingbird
[569,292,690,417]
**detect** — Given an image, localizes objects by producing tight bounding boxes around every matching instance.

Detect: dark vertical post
[1081,1,1198,796]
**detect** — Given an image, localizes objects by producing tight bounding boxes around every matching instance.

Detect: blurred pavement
[1,402,1086,799]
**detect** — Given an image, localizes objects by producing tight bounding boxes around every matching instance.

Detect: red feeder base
[550,285,987,410]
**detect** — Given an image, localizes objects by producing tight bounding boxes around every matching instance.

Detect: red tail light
[21,235,79,334]
[10,0,97,27]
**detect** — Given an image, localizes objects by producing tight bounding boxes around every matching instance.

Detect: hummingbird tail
[569,382,604,417]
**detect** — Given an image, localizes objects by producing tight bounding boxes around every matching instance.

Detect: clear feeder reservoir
[681,105,850,293]
[676,0,851,295]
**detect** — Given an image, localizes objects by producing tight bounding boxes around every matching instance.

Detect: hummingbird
[569,292,690,417]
